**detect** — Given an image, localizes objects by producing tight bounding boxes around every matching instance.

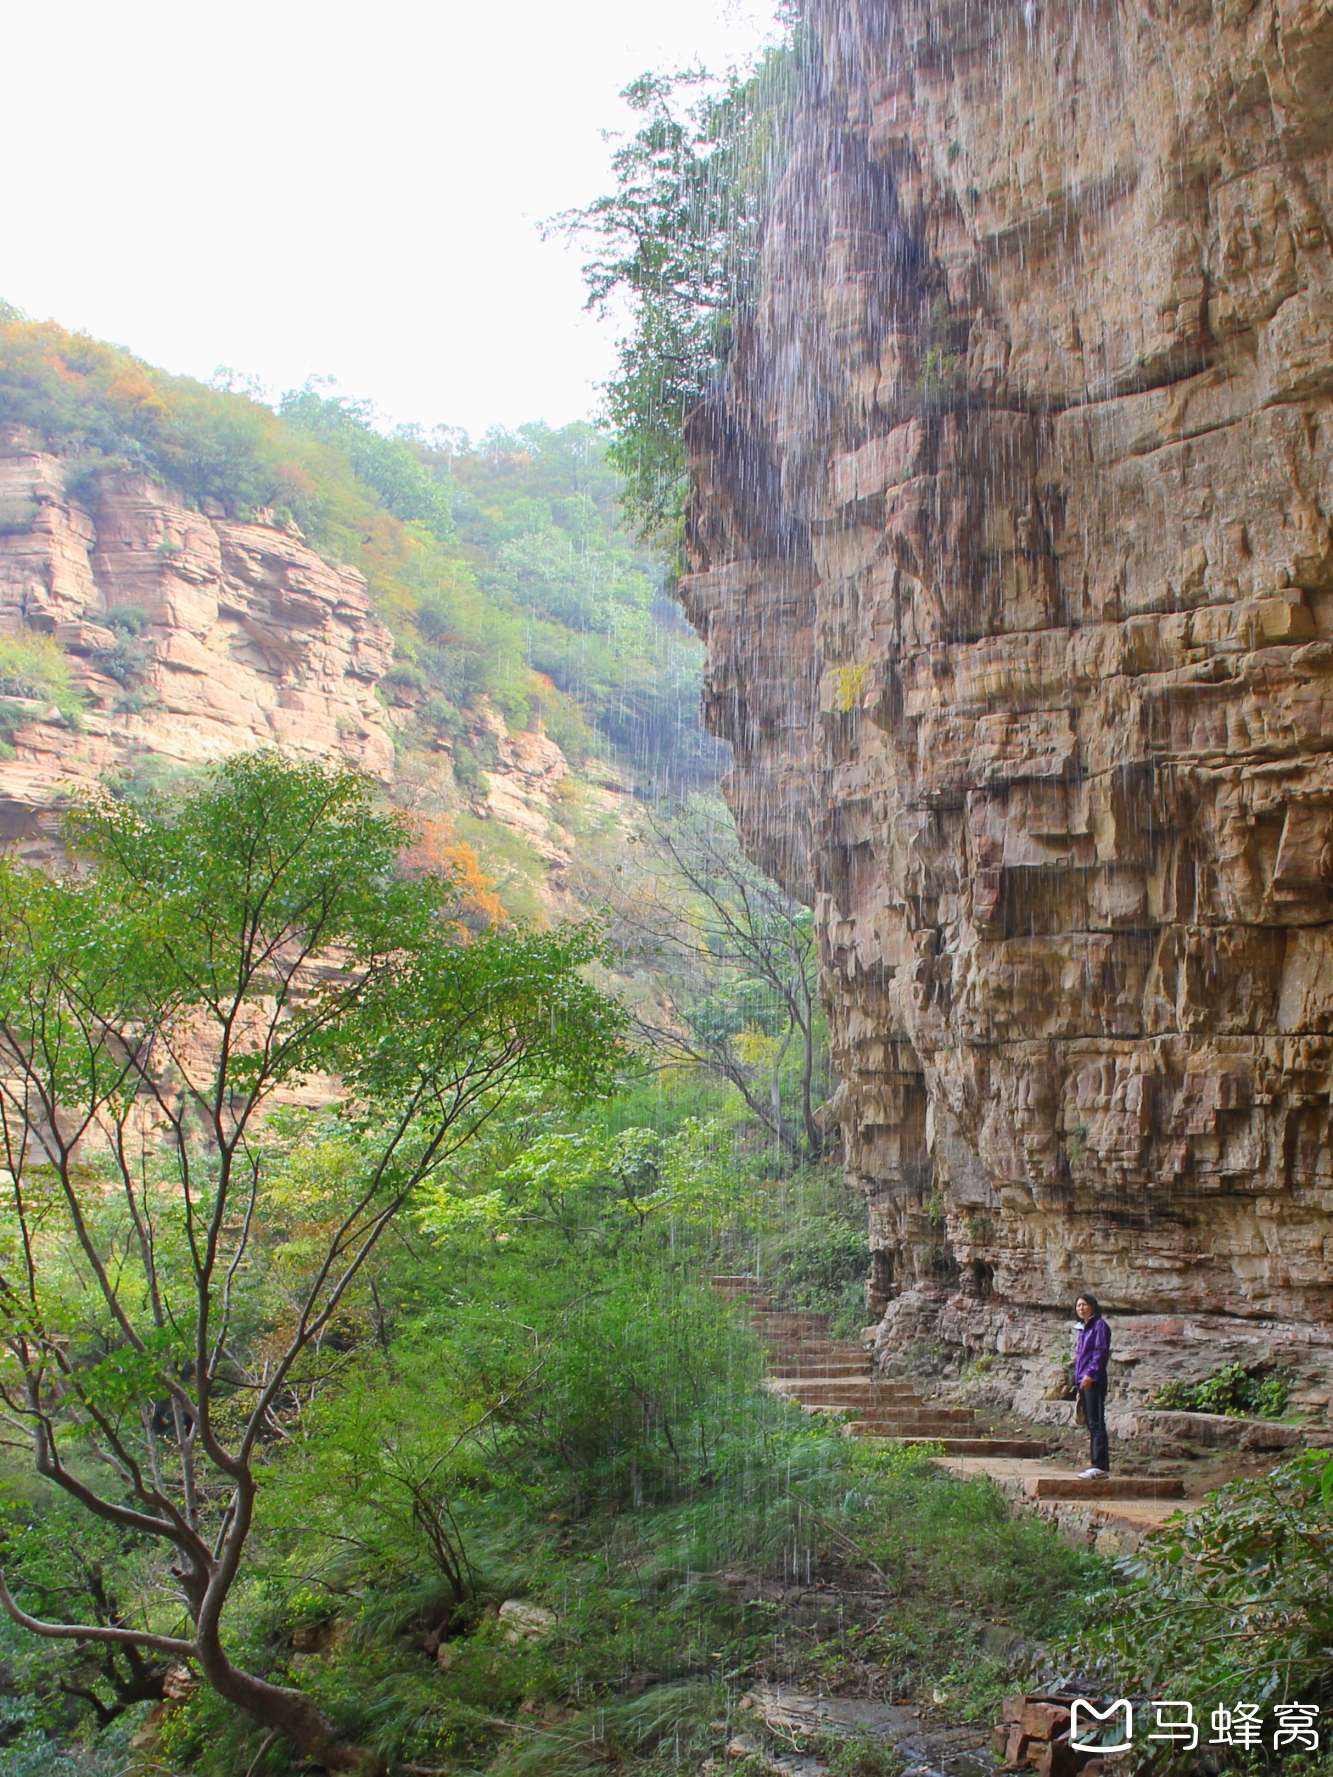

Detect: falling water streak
[635,0,1333,1444]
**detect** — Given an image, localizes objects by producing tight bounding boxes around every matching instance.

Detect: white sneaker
[1077,1467,1109,1480]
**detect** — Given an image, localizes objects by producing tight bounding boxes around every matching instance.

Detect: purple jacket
[1075,1315,1110,1386]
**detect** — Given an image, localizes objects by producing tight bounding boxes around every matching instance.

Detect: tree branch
[0,1573,195,1659]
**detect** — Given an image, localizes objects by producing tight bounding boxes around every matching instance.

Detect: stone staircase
[713,1276,1048,1458]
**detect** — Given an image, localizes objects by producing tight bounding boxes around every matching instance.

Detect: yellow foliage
[831,660,870,714]
[105,367,171,421]
[733,1027,781,1067]
[397,817,506,928]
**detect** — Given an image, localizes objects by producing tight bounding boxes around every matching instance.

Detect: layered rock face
[0,434,609,911]
[0,436,395,853]
[683,0,1333,1409]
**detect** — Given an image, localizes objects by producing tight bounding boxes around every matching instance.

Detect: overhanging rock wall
[683,0,1333,1415]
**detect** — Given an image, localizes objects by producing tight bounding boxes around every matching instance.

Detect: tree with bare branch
[598,797,827,1160]
[0,752,626,1772]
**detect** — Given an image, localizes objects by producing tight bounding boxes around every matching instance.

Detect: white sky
[2,0,779,440]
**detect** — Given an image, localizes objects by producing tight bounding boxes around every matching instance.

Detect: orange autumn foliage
[398,817,505,929]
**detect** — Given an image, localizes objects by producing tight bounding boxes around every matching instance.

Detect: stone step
[765,1358,870,1373]
[879,1437,1050,1457]
[769,1357,871,1368]
[783,1400,935,1418]
[775,1381,927,1406]
[1024,1475,1185,1501]
[769,1365,872,1379]
[839,1402,974,1421]
[759,1340,867,1359]
[811,1404,954,1421]
[847,1425,982,1442]
[751,1314,832,1332]
[786,1408,943,1427]
[810,1415,977,1436]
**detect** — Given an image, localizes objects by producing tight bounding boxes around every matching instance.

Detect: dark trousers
[1083,1380,1109,1471]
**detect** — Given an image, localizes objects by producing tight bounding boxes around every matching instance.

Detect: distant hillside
[0,301,723,798]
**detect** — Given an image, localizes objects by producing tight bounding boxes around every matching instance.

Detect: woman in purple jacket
[1074,1294,1111,1478]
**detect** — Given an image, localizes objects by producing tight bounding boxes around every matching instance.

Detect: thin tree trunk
[799,1015,823,1160]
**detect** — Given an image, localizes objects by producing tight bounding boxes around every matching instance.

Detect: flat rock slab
[740,1687,992,1777]
[1117,1409,1304,1450]
[742,1687,919,1738]
[1024,1475,1184,1500]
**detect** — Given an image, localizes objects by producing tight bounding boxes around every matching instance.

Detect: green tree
[604,797,827,1160]
[552,45,796,542]
[0,753,626,1772]
[278,383,457,542]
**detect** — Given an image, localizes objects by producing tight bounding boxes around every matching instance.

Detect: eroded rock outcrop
[0,436,395,854]
[0,433,615,914]
[684,0,1333,1414]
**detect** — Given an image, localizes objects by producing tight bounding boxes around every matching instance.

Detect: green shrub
[762,1162,870,1335]
[0,631,83,727]
[0,496,38,535]
[104,603,149,634]
[1151,1362,1293,1419]
[1062,1451,1333,1716]
[420,692,465,735]
[384,661,428,694]
[89,635,150,686]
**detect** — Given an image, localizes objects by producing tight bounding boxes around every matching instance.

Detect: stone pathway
[714,1276,1191,1547]
[712,1277,1046,1457]
[934,1455,1186,1554]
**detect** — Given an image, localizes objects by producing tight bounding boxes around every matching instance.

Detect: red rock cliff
[684,0,1333,1411]
[0,436,395,852]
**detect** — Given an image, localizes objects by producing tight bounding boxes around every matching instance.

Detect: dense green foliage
[555,43,797,541]
[0,752,1101,1772]
[1063,1453,1333,1740]
[0,754,626,1768]
[1150,1363,1294,1421]
[763,1168,871,1338]
[0,304,719,790]
[0,1078,1098,1776]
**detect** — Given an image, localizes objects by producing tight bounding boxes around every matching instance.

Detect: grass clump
[0,629,84,755]
[0,630,82,716]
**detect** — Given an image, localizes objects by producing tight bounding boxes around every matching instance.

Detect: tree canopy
[0,753,627,1769]
[552,39,797,544]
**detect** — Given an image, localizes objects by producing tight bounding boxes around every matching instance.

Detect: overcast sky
[3,0,778,439]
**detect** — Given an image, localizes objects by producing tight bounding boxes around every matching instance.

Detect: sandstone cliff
[0,433,602,896]
[0,434,395,850]
[684,0,1333,1418]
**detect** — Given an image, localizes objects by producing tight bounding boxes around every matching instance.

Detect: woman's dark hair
[1076,1293,1101,1317]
